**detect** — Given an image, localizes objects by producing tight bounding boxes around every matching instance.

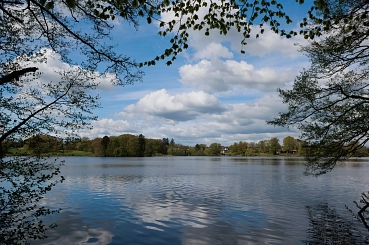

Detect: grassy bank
[6,148,95,157]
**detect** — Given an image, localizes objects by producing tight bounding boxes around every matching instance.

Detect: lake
[30,156,369,245]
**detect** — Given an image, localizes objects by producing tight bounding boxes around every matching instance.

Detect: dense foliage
[14,134,367,158]
[269,0,369,175]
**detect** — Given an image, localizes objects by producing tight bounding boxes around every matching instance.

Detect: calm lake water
[30,156,369,245]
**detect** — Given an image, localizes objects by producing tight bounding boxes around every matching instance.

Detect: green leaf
[65,0,76,9]
[45,1,54,10]
[132,0,138,8]
[147,17,152,24]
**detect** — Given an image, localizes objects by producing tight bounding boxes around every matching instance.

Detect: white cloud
[186,26,306,60]
[234,26,307,58]
[16,48,117,92]
[207,96,288,135]
[161,94,299,145]
[78,118,141,138]
[94,73,119,92]
[179,59,296,93]
[121,89,226,121]
[83,93,299,145]
[193,43,233,60]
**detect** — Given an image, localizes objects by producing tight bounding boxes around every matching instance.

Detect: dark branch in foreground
[358,203,369,231]
[0,67,38,85]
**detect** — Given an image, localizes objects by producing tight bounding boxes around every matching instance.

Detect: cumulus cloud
[207,96,288,135]
[121,89,226,121]
[193,43,233,60]
[78,118,141,138]
[84,93,299,145]
[17,48,117,92]
[145,93,299,145]
[242,27,306,58]
[187,27,306,60]
[179,59,296,93]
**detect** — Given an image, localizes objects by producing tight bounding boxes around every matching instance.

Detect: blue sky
[40,0,315,146]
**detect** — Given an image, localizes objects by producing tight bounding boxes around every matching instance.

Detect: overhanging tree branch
[29,0,138,68]
[0,81,72,145]
[0,67,38,86]
[270,0,369,177]
[336,85,369,101]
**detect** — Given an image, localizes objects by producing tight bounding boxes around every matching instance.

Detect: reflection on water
[28,156,369,245]
[303,203,369,244]
[42,211,114,245]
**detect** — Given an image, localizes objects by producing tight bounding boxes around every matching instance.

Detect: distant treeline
[4,134,369,157]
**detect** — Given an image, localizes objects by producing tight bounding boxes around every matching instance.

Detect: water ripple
[29,157,369,245]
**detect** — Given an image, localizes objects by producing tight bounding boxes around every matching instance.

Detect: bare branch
[0,67,38,86]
